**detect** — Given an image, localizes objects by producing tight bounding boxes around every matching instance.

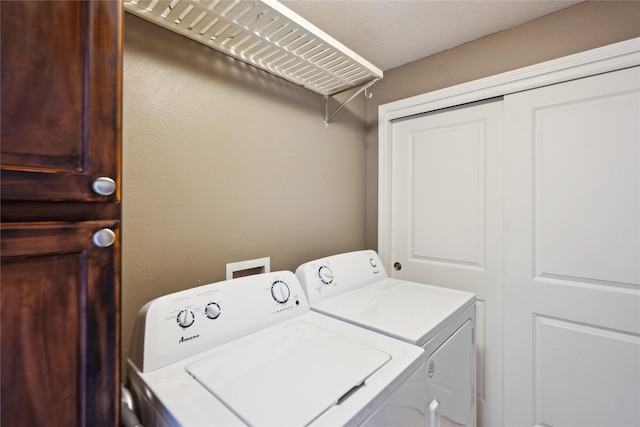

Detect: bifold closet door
[503,66,640,427]
[390,99,504,427]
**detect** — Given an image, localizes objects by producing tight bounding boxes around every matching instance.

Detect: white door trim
[378,37,640,267]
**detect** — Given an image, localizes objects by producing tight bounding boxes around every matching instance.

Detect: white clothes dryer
[296,250,476,427]
[127,270,426,426]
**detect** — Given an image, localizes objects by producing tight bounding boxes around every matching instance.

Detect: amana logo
[179,334,200,344]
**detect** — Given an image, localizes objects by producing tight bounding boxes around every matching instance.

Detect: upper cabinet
[1,0,122,203]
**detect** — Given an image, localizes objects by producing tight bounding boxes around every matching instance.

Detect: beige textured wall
[122,14,368,369]
[122,0,640,374]
[365,0,640,248]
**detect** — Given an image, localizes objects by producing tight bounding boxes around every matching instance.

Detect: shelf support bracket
[324,78,381,128]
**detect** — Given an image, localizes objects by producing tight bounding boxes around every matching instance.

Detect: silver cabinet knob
[93,228,116,248]
[92,177,116,196]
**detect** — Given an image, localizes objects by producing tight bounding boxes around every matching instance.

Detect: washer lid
[186,320,390,426]
[312,280,474,346]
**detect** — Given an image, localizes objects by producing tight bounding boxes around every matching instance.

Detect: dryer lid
[312,280,474,346]
[186,320,390,426]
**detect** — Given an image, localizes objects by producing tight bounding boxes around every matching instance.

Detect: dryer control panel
[295,250,388,304]
[128,271,309,372]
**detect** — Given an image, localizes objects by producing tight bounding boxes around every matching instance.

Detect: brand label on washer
[428,359,436,377]
[179,334,200,344]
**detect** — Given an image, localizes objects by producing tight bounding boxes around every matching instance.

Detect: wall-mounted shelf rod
[324,78,380,127]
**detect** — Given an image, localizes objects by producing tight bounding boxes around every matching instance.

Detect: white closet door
[390,99,504,427]
[503,66,640,427]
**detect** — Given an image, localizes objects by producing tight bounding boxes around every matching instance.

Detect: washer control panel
[295,250,387,304]
[129,270,309,373]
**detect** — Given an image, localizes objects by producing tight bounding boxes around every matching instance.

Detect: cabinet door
[0,0,122,202]
[1,221,120,426]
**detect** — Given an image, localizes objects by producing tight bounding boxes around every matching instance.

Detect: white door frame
[378,37,640,268]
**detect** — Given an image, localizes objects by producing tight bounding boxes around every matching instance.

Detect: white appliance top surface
[130,311,425,426]
[313,278,474,346]
[186,320,390,426]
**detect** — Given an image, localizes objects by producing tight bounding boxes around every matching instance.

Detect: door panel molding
[534,315,640,427]
[409,119,486,268]
[532,90,640,286]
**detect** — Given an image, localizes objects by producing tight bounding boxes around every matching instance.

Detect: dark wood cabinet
[1,222,120,425]
[1,1,122,426]
[1,0,121,202]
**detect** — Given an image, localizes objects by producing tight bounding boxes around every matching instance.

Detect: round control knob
[369,258,377,268]
[205,302,221,319]
[271,280,290,304]
[176,309,195,328]
[318,265,334,285]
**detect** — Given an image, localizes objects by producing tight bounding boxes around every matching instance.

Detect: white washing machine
[296,250,476,427]
[127,270,427,426]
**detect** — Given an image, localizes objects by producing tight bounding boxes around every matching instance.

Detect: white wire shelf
[124,0,383,96]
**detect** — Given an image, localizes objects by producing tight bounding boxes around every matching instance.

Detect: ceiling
[281,0,583,71]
